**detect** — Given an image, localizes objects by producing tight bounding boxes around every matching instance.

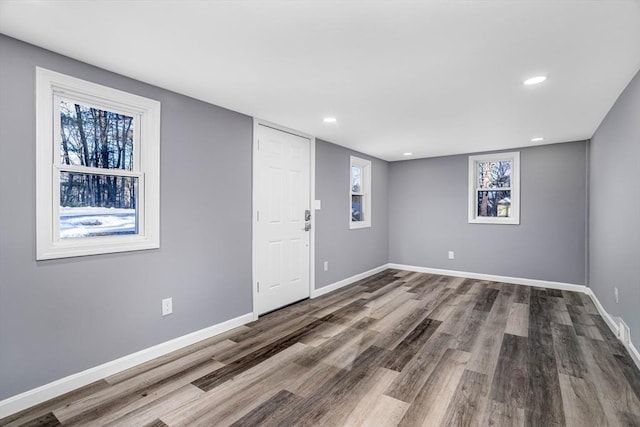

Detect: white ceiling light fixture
[523,75,548,86]
[323,117,337,123]
[531,137,545,142]
[403,152,413,156]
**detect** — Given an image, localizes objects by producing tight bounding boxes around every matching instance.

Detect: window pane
[477,161,511,189]
[351,166,362,192]
[60,100,134,170]
[352,195,363,222]
[60,172,138,238]
[477,190,511,217]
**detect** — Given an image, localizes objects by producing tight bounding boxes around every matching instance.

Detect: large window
[468,152,520,224]
[350,156,371,229]
[36,68,160,259]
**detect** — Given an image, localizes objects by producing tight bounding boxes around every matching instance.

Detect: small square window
[468,152,520,224]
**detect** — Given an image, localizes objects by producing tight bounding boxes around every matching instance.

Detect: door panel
[255,124,311,315]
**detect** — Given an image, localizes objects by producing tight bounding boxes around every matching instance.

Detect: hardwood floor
[3,270,640,426]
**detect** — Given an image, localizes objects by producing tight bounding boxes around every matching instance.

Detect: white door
[254,124,311,315]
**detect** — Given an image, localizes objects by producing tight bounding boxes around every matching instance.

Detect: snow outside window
[36,68,160,259]
[350,156,371,229]
[468,152,520,225]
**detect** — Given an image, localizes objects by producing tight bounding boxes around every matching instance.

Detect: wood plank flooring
[3,270,640,426]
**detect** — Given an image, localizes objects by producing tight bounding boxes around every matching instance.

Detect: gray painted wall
[0,36,254,399]
[314,140,389,288]
[589,70,640,346]
[389,142,588,285]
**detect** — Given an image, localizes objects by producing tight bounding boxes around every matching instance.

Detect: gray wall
[315,140,389,288]
[589,70,640,346]
[389,141,587,285]
[0,36,254,399]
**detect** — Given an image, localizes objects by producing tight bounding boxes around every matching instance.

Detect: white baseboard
[311,264,389,298]
[387,263,588,293]
[0,312,253,419]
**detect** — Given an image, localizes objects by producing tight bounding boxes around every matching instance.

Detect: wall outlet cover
[162,298,173,316]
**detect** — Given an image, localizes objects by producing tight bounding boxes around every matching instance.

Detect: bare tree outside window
[58,101,138,238]
[477,161,511,217]
[468,152,520,225]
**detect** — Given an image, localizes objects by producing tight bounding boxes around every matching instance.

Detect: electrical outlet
[614,287,619,304]
[162,298,173,316]
[448,251,455,260]
[324,261,329,271]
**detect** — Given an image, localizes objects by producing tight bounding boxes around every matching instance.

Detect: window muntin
[468,152,520,224]
[37,68,160,259]
[350,156,371,229]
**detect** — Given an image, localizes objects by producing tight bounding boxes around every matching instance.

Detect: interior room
[1,1,639,425]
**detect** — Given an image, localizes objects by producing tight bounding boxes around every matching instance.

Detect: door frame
[251,118,316,320]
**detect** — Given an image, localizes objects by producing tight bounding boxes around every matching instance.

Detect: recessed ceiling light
[523,76,547,86]
[323,117,337,123]
[403,152,413,156]
[531,137,544,142]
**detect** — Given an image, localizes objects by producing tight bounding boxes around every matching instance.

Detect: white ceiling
[1,1,639,161]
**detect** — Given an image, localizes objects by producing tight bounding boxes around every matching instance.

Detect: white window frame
[36,67,161,260]
[349,155,372,229]
[468,151,520,225]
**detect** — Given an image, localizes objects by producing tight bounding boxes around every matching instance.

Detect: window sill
[350,221,371,229]
[37,235,159,260]
[468,217,520,225]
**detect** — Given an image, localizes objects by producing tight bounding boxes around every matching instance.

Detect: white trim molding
[312,265,388,298]
[388,263,587,293]
[0,313,252,419]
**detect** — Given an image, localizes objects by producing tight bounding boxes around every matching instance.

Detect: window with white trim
[468,151,520,224]
[36,68,160,260]
[350,156,371,229]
